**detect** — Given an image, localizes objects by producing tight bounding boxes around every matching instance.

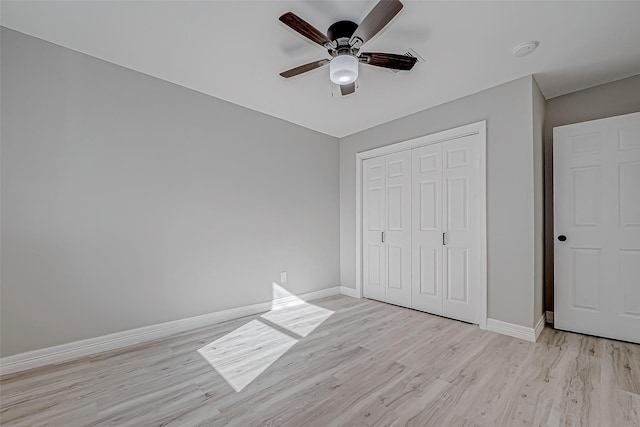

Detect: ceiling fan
[278,0,417,96]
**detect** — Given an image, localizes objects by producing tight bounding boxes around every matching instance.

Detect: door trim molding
[340,286,360,298]
[534,313,546,340]
[355,121,488,330]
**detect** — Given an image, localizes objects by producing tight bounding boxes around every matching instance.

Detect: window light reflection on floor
[197,283,334,392]
[197,319,298,392]
[263,284,334,337]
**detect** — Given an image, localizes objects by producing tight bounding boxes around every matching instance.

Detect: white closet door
[363,156,386,302]
[385,151,412,307]
[411,143,443,314]
[442,135,481,324]
[554,112,640,343]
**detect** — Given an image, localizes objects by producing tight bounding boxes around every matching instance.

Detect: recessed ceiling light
[512,41,539,57]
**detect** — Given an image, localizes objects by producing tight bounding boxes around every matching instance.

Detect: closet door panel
[385,151,412,307]
[411,144,443,314]
[363,157,387,302]
[442,135,480,323]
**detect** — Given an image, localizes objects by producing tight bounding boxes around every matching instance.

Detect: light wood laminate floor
[1,295,639,426]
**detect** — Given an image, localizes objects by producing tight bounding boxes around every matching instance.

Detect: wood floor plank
[488,328,572,426]
[282,362,407,427]
[1,295,638,427]
[341,400,400,427]
[613,390,640,427]
[546,352,601,427]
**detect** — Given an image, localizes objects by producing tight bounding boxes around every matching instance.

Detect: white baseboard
[545,311,554,324]
[486,317,542,343]
[534,314,546,341]
[0,286,340,377]
[270,286,340,309]
[340,286,360,298]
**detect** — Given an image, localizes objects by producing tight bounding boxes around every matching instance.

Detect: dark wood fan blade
[350,0,403,47]
[341,83,356,96]
[279,59,330,78]
[279,12,331,47]
[359,52,417,70]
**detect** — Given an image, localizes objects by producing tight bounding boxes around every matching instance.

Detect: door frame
[355,120,488,329]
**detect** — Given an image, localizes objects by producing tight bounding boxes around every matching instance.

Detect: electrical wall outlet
[280,271,287,283]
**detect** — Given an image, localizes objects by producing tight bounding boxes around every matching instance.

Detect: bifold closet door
[363,151,412,306]
[363,156,387,302]
[441,135,481,324]
[411,143,443,314]
[384,151,412,307]
[411,135,481,324]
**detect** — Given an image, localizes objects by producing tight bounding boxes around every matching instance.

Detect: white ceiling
[2,1,640,138]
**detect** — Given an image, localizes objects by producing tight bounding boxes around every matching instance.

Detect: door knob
[557,235,567,242]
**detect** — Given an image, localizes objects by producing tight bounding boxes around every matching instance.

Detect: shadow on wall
[197,283,334,392]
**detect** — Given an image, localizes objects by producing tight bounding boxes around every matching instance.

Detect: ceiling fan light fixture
[330,55,358,85]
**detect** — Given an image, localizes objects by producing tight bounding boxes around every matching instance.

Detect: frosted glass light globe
[329,55,358,85]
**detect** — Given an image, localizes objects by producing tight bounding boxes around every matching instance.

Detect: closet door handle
[382,231,385,243]
[443,232,446,245]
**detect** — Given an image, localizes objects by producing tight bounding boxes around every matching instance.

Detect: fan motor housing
[327,20,358,42]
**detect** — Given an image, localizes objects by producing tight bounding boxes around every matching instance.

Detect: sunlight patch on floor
[197,319,298,392]
[262,284,334,337]
[197,283,334,392]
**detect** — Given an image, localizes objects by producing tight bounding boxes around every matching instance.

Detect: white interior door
[411,135,481,324]
[363,156,386,302]
[441,136,481,324]
[554,112,640,343]
[412,143,443,314]
[385,151,412,307]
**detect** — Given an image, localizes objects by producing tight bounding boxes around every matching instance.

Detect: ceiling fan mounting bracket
[327,20,358,43]
[350,37,364,49]
[330,47,358,58]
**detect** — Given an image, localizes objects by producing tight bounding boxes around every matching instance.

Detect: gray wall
[0,28,340,357]
[340,76,539,328]
[532,78,545,324]
[543,74,640,313]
